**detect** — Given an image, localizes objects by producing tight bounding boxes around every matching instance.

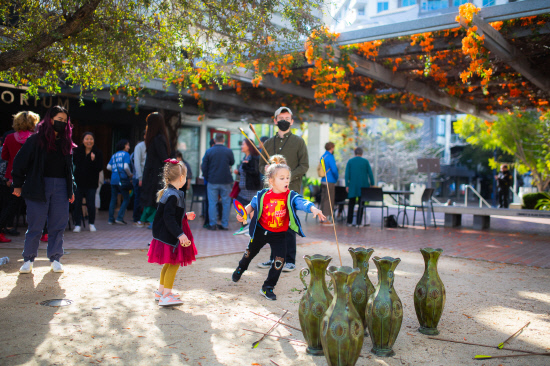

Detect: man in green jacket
[257,106,309,272]
[345,147,374,227]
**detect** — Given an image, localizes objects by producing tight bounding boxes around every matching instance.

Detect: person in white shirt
[133,130,147,226]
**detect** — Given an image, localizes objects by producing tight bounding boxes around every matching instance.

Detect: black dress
[73,145,103,190]
[140,134,170,208]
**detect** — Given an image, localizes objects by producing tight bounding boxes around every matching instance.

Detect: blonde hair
[156,161,187,202]
[12,111,39,132]
[264,154,291,187]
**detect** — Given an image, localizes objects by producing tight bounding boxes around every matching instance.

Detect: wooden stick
[243,329,307,344]
[250,311,302,332]
[321,157,342,266]
[270,360,281,366]
[249,123,271,160]
[428,337,543,355]
[239,128,269,165]
[252,310,288,349]
[498,321,530,349]
[474,353,550,360]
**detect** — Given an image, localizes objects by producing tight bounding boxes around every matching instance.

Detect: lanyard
[274,134,291,155]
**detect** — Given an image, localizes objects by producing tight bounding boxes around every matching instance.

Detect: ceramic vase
[348,247,375,336]
[414,248,446,335]
[366,256,403,357]
[320,266,364,366]
[299,254,333,355]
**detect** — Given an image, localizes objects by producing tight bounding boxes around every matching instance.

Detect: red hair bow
[164,159,178,164]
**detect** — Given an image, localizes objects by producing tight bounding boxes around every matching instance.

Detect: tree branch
[0,0,102,72]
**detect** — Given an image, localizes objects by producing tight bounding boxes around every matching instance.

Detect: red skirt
[147,217,197,266]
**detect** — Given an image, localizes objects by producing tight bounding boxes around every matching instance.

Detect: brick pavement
[1,207,549,268]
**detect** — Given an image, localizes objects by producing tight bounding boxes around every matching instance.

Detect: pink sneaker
[154,291,180,302]
[158,293,183,307]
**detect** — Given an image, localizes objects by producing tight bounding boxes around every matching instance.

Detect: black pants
[269,230,296,265]
[238,226,287,289]
[347,197,364,225]
[0,185,22,230]
[498,189,509,208]
[74,187,97,226]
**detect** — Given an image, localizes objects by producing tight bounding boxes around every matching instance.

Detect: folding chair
[190,184,207,218]
[333,186,348,222]
[408,188,437,229]
[360,187,389,229]
[305,184,321,222]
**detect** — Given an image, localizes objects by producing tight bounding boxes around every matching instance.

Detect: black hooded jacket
[11,134,76,202]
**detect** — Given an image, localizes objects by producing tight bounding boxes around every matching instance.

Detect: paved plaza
[2,207,549,268]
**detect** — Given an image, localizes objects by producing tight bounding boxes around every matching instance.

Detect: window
[452,0,468,7]
[421,0,449,11]
[437,117,446,136]
[402,0,417,6]
[377,1,389,12]
[482,0,495,6]
[177,126,200,182]
[358,6,365,15]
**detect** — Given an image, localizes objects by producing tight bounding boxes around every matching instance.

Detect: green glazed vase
[414,248,446,335]
[366,256,403,357]
[320,266,364,366]
[299,254,333,356]
[348,247,375,336]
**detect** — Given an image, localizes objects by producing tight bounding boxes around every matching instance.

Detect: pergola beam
[143,79,342,124]
[349,54,495,121]
[336,0,550,46]
[231,69,423,124]
[470,14,550,95]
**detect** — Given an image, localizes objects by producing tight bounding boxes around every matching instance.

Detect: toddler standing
[148,159,197,307]
[232,155,326,300]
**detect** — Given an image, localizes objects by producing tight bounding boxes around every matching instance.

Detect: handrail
[464,184,492,208]
[431,196,442,205]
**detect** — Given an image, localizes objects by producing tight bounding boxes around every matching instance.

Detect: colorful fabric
[258,189,290,232]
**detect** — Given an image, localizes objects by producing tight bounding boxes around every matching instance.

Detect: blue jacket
[248,188,314,240]
[321,151,339,184]
[201,144,235,184]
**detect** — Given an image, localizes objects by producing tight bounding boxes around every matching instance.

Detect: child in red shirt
[231,155,326,300]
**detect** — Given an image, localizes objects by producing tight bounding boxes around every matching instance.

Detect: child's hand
[179,234,191,247]
[312,207,327,222]
[236,214,245,223]
[186,211,196,220]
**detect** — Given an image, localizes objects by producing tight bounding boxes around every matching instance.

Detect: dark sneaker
[115,220,127,225]
[217,225,229,231]
[232,267,243,282]
[260,287,276,301]
[5,228,20,236]
[257,260,273,269]
[206,225,217,231]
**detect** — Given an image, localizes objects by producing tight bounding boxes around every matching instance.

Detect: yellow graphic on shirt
[264,198,287,229]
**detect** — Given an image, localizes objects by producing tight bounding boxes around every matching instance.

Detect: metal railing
[464,184,492,208]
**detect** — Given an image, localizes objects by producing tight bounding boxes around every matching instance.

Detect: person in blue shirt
[107,139,133,225]
[320,142,338,225]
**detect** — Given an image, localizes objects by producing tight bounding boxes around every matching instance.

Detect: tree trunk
[0,0,102,72]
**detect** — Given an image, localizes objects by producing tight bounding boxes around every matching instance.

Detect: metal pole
[374,138,379,185]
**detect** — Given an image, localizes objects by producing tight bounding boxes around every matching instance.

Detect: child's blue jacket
[248,188,314,240]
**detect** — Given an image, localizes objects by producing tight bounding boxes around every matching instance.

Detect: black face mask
[277,120,291,132]
[53,120,67,133]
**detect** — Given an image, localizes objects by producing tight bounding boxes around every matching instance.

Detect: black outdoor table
[383,190,413,227]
